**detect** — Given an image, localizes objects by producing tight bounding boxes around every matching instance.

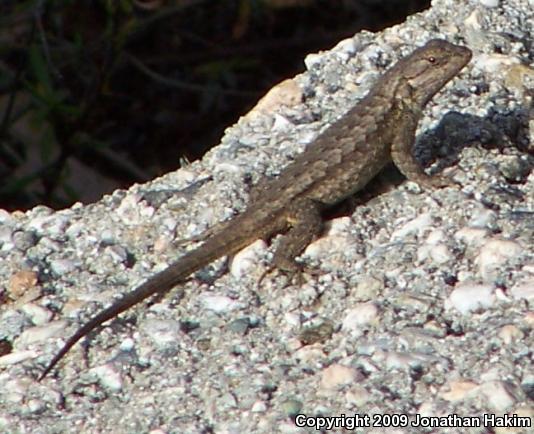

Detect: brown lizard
[38,39,472,381]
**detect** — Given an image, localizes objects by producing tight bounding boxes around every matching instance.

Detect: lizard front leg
[391,108,452,189]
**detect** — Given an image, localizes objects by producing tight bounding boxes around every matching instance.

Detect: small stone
[510,279,534,301]
[104,245,128,263]
[49,258,78,276]
[440,379,479,402]
[498,155,532,183]
[305,234,359,268]
[445,283,495,314]
[25,398,45,414]
[454,227,488,247]
[478,0,499,7]
[476,239,522,281]
[91,364,123,392]
[284,312,301,328]
[280,398,302,417]
[524,312,534,327]
[391,213,432,240]
[251,400,267,413]
[342,302,379,334]
[11,230,38,251]
[417,243,452,264]
[478,381,518,412]
[227,317,251,335]
[119,338,135,351]
[468,208,497,229]
[304,53,323,70]
[230,240,266,279]
[17,321,67,346]
[299,320,334,345]
[140,319,181,348]
[27,213,68,236]
[0,350,38,366]
[249,78,302,116]
[321,364,360,389]
[498,325,524,344]
[473,53,520,74]
[345,385,371,407]
[333,38,357,57]
[383,351,424,371]
[293,343,325,362]
[353,276,382,301]
[7,270,38,300]
[392,294,432,312]
[19,303,53,326]
[198,294,243,314]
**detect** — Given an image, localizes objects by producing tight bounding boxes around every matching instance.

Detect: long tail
[38,222,260,381]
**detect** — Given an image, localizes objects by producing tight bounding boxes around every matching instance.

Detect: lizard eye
[428,56,436,63]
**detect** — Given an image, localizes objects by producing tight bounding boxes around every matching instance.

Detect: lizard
[38,39,472,381]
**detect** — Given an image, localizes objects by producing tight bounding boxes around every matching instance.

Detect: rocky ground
[0,0,533,433]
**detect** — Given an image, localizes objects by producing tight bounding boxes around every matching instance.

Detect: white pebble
[345,385,372,406]
[141,319,181,348]
[342,302,379,334]
[478,0,499,6]
[20,303,53,326]
[230,240,266,279]
[468,208,497,229]
[454,227,488,246]
[0,350,38,366]
[119,338,135,351]
[272,114,293,132]
[304,235,357,265]
[476,239,522,281]
[426,229,446,244]
[498,325,524,344]
[440,379,479,402]
[17,321,67,346]
[284,312,301,328]
[25,398,45,414]
[445,283,495,314]
[91,364,123,392]
[353,276,382,301]
[478,381,518,411]
[104,245,129,263]
[320,364,359,389]
[27,214,68,236]
[304,53,323,70]
[384,351,422,371]
[473,53,520,74]
[199,293,243,314]
[327,216,352,234]
[391,213,432,240]
[251,400,267,413]
[49,258,78,276]
[417,243,452,264]
[510,279,534,301]
[333,38,357,56]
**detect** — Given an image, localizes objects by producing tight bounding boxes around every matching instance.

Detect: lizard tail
[38,223,259,381]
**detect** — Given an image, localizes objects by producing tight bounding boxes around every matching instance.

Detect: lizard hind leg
[258,198,324,287]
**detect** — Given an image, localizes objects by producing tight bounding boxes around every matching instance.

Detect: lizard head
[390,39,472,107]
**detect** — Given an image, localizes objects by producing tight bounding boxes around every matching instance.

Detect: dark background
[0,0,430,210]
